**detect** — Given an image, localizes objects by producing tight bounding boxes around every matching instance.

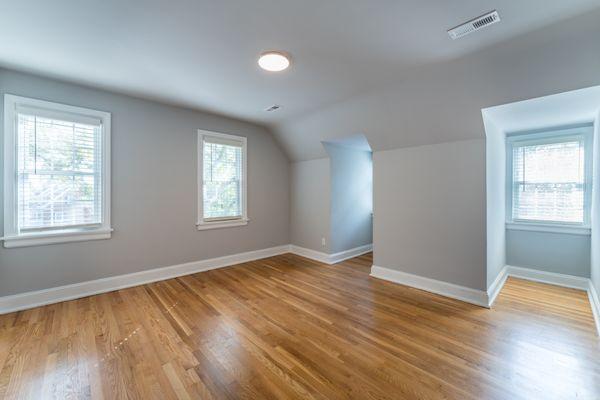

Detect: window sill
[196,218,249,231]
[506,222,590,236]
[1,227,113,248]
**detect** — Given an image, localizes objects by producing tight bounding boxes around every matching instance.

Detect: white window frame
[2,94,112,248]
[506,125,593,236]
[197,129,248,230]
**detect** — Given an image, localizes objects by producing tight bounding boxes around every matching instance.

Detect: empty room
[1,1,600,399]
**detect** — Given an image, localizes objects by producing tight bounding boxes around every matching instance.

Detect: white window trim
[505,126,593,235]
[2,94,112,248]
[506,222,590,236]
[196,129,248,230]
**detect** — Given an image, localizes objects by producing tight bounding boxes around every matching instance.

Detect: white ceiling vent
[264,104,282,112]
[448,10,500,40]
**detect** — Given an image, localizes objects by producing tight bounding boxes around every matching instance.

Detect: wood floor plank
[0,252,598,399]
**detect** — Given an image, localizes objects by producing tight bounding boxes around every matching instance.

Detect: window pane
[17,114,101,230]
[203,141,242,219]
[512,139,584,223]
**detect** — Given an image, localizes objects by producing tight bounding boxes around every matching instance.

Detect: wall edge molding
[370,265,489,308]
[504,265,598,335]
[0,245,290,315]
[506,265,590,290]
[487,266,509,308]
[288,245,331,264]
[4,248,596,336]
[328,244,373,264]
[289,243,372,265]
[587,281,600,336]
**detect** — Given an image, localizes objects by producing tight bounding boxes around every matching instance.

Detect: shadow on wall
[323,134,373,254]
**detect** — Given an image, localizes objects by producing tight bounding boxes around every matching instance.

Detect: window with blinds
[17,113,102,230]
[3,94,111,248]
[508,130,591,226]
[197,130,247,228]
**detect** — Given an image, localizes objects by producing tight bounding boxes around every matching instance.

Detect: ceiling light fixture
[258,51,290,72]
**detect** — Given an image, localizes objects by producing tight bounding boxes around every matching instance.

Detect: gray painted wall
[2,10,598,300]
[506,230,590,278]
[324,143,372,253]
[591,112,600,292]
[484,118,506,288]
[277,9,599,294]
[0,68,290,296]
[374,139,486,291]
[289,158,330,253]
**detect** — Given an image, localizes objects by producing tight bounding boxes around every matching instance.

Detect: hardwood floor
[0,252,598,399]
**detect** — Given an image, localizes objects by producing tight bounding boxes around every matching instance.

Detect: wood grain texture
[0,252,598,399]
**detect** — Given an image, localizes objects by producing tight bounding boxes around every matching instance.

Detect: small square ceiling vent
[448,10,500,40]
[264,104,282,112]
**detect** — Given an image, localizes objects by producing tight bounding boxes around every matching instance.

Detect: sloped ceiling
[322,134,372,152]
[274,9,600,160]
[483,85,600,135]
[1,1,600,161]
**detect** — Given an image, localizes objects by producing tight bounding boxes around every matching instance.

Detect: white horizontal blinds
[17,111,102,231]
[203,136,243,220]
[512,137,585,224]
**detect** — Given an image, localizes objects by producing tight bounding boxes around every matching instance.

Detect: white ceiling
[483,85,600,134]
[1,0,599,125]
[323,134,372,152]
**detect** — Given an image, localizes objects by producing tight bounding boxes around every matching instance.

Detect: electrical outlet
[321,237,326,247]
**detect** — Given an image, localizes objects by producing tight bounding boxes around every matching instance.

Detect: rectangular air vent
[448,10,500,40]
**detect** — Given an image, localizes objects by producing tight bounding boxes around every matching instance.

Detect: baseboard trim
[370,265,489,308]
[288,245,331,264]
[289,244,373,265]
[487,266,508,308]
[328,244,373,264]
[500,265,599,335]
[488,265,591,300]
[0,245,290,315]
[4,246,597,335]
[0,243,373,314]
[587,282,600,336]
[506,265,589,290]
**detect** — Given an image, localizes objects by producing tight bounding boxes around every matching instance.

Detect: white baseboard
[486,266,508,307]
[370,264,600,335]
[0,245,290,315]
[587,282,600,336]
[4,245,597,336]
[487,265,590,307]
[370,265,489,308]
[328,244,373,264]
[0,243,373,314]
[289,245,331,264]
[289,243,372,265]
[496,265,599,336]
[506,265,589,290]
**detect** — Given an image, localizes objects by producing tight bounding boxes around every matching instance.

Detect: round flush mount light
[258,51,290,72]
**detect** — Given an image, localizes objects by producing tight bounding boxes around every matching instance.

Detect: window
[2,95,111,247]
[506,126,592,234]
[197,130,247,230]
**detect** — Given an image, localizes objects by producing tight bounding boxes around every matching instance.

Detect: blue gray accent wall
[590,111,600,292]
[506,230,590,277]
[324,143,373,254]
